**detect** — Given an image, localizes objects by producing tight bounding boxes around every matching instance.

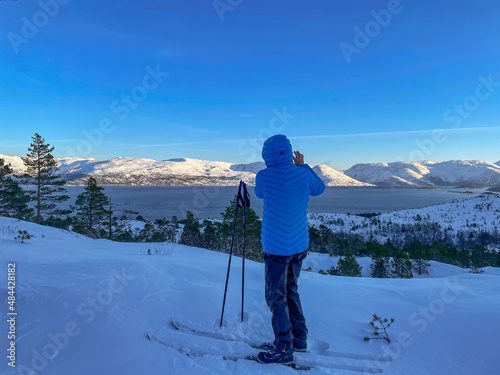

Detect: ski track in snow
[149,329,385,373]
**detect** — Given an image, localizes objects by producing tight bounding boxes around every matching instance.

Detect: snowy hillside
[1,216,499,375]
[0,154,369,187]
[230,161,266,174]
[344,160,500,187]
[3,153,500,187]
[309,194,500,248]
[0,154,25,172]
[302,252,500,278]
[312,165,374,186]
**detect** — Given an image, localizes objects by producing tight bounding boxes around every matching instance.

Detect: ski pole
[220,181,244,327]
[241,182,250,323]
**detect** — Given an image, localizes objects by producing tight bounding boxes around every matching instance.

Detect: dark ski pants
[264,250,308,349]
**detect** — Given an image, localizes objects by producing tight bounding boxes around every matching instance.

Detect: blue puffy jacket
[255,135,325,256]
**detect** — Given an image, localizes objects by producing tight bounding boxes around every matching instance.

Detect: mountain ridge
[1,154,499,188]
[344,159,500,187]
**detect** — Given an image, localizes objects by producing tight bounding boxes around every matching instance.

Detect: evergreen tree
[137,221,156,242]
[470,244,487,269]
[457,249,471,268]
[337,249,362,277]
[428,241,458,266]
[107,201,139,240]
[371,258,389,278]
[318,224,335,254]
[406,239,431,275]
[391,248,413,278]
[370,241,391,278]
[201,220,219,250]
[0,158,32,219]
[307,225,322,251]
[383,239,398,258]
[219,193,263,262]
[72,177,110,237]
[179,211,202,247]
[21,133,69,224]
[326,265,341,276]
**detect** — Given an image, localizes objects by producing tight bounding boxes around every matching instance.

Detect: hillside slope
[309,194,500,248]
[1,217,498,375]
[345,160,500,187]
[0,154,370,187]
[3,153,500,187]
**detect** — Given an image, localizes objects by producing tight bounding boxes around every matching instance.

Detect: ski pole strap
[237,181,251,208]
[243,182,250,207]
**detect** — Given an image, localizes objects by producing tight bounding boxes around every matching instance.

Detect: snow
[4,153,500,188]
[1,216,498,375]
[0,154,260,186]
[0,153,371,187]
[0,154,25,173]
[312,165,374,187]
[301,253,493,279]
[344,160,500,187]
[309,194,500,247]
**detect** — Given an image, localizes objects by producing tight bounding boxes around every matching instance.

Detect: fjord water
[64,186,476,220]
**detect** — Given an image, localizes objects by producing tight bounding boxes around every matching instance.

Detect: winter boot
[257,343,294,365]
[260,340,307,353]
[293,338,307,352]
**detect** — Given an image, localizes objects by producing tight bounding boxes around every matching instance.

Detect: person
[254,134,325,365]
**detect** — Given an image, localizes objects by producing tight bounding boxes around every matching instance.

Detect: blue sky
[0,0,499,169]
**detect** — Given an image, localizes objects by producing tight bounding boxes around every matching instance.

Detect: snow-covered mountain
[0,154,369,187]
[312,164,373,186]
[345,160,500,187]
[0,153,25,172]
[3,153,500,187]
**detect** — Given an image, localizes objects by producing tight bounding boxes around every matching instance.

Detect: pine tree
[72,177,110,237]
[307,225,322,252]
[383,239,398,258]
[470,244,487,269]
[201,220,220,250]
[0,158,32,220]
[370,241,391,278]
[318,224,335,254]
[21,133,69,224]
[406,239,431,275]
[391,248,413,278]
[106,200,139,240]
[337,249,362,277]
[179,211,202,247]
[326,265,341,276]
[219,193,263,262]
